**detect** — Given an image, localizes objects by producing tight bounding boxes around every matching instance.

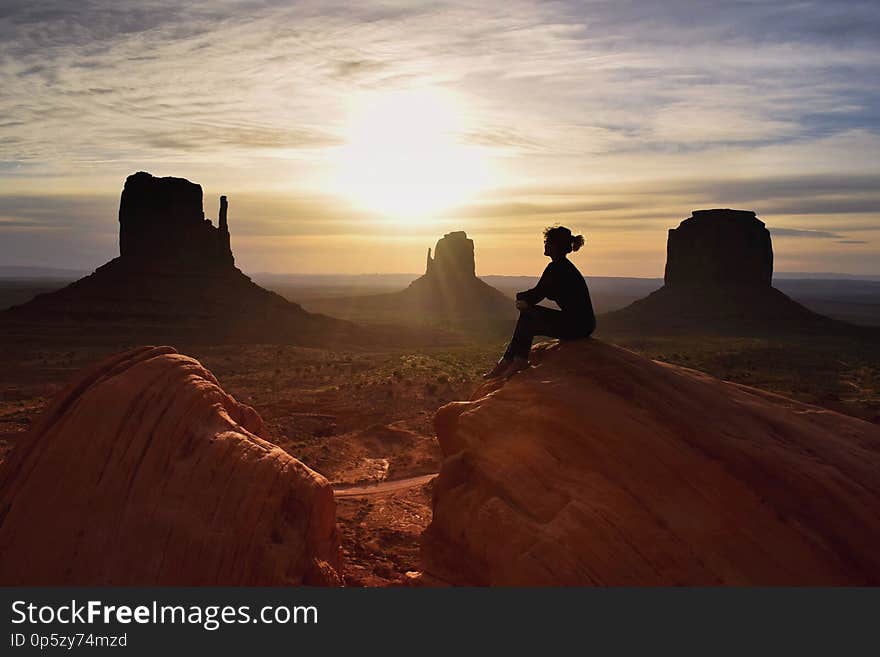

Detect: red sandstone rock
[423,339,880,585]
[0,346,341,585]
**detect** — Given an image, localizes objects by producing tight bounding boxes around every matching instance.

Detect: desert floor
[1,328,878,585]
[0,340,499,586]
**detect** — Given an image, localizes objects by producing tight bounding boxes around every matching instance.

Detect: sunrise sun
[334,88,490,219]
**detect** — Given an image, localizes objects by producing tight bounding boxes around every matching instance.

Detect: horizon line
[2,265,879,281]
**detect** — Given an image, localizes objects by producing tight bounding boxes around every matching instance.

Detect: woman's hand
[515,299,530,310]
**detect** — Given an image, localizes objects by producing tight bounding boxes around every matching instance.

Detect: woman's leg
[489,306,590,378]
[503,308,538,359]
[502,306,566,359]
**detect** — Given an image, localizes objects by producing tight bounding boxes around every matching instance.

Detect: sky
[1,0,878,277]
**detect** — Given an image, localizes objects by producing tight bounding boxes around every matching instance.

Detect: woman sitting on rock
[484,225,596,379]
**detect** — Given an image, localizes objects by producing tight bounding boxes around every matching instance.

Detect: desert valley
[1,172,878,586]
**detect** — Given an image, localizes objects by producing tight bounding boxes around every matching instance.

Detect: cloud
[2,0,878,167]
[0,1,878,273]
[0,194,116,229]
[770,228,843,238]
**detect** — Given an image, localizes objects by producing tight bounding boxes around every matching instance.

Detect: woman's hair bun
[543,225,585,253]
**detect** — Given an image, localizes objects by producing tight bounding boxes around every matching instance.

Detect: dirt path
[333,473,436,498]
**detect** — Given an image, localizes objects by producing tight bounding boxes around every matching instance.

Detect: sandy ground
[336,481,435,586]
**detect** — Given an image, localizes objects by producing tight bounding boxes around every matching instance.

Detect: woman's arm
[516,263,553,305]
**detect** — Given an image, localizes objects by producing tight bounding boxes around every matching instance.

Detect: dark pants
[503,305,595,360]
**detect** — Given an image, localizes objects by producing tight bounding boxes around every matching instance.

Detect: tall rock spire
[218,195,232,264]
[219,195,228,232]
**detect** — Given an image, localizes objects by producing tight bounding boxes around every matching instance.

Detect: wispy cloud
[0,1,878,274]
[771,228,843,238]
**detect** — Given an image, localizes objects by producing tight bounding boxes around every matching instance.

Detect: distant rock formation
[1,172,358,344]
[422,339,880,585]
[305,231,515,329]
[119,171,233,266]
[664,209,772,288]
[403,231,512,320]
[425,230,476,280]
[0,346,342,585]
[601,209,841,334]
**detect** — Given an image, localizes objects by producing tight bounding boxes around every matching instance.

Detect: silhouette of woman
[484,226,596,379]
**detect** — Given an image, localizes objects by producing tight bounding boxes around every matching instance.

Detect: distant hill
[773,278,880,328]
[0,266,89,279]
[4,254,879,329]
[774,272,880,281]
[7,272,880,327]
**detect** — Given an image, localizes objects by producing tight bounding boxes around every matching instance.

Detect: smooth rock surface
[423,339,880,585]
[0,346,342,585]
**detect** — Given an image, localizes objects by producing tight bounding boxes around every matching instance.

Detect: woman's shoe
[482,357,511,379]
[501,356,530,377]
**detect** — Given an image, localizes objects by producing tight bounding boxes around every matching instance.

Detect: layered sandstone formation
[0,346,341,585]
[422,338,880,585]
[602,209,838,333]
[1,172,356,343]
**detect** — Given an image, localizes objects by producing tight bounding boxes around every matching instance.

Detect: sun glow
[334,88,490,219]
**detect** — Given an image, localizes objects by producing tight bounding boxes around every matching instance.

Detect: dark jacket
[516,257,595,330]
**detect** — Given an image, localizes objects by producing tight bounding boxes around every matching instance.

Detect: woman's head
[543,225,585,258]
